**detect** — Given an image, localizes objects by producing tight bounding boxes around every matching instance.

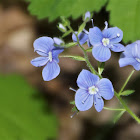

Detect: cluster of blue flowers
[31,11,140,113]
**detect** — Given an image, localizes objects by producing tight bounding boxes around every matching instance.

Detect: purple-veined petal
[102,27,123,44]
[119,57,140,70]
[34,37,54,55]
[110,43,125,52]
[72,32,88,45]
[42,61,60,81]
[119,53,137,67]
[132,42,140,58]
[89,27,103,46]
[93,94,104,112]
[96,78,114,100]
[75,89,93,111]
[92,45,111,62]
[52,49,64,63]
[31,57,49,67]
[77,69,99,89]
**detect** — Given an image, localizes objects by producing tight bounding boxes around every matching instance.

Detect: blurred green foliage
[0,74,58,140]
[27,0,140,43]
[27,0,107,20]
[107,0,140,43]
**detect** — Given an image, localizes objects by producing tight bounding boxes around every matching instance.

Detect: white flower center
[102,38,110,47]
[88,86,99,95]
[136,57,140,63]
[48,51,52,62]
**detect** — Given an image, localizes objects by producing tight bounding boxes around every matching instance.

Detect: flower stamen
[102,38,110,47]
[48,51,52,62]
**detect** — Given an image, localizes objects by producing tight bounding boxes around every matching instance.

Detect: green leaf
[113,111,125,124]
[59,55,85,61]
[28,0,107,21]
[86,48,92,52]
[64,42,77,48]
[0,74,58,140]
[98,62,105,75]
[78,22,86,34]
[70,101,75,105]
[62,30,72,38]
[107,0,140,43]
[120,90,135,96]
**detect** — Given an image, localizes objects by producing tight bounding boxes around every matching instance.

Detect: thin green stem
[119,70,135,95]
[103,107,126,111]
[67,24,100,77]
[66,23,140,124]
[115,92,140,124]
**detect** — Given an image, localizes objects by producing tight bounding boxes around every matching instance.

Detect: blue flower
[75,70,114,112]
[72,31,88,45]
[89,22,125,62]
[84,11,91,21]
[119,40,140,70]
[31,37,64,81]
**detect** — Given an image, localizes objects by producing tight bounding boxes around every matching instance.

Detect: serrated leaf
[120,90,135,96]
[0,74,58,140]
[107,0,140,43]
[60,55,85,61]
[28,0,107,21]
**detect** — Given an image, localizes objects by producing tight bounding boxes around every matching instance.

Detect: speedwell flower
[72,31,88,45]
[119,40,140,70]
[89,22,125,62]
[75,69,114,112]
[31,37,64,81]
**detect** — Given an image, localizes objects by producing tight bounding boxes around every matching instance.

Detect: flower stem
[67,24,100,77]
[115,91,140,124]
[103,107,126,111]
[119,69,135,95]
[66,23,140,124]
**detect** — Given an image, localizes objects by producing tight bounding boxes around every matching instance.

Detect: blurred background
[0,0,140,140]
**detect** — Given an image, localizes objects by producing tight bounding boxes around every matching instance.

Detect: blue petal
[93,94,104,112]
[87,39,92,47]
[133,62,140,71]
[53,37,64,45]
[77,69,99,89]
[52,49,64,63]
[31,57,48,67]
[75,89,93,111]
[42,61,60,81]
[89,27,103,46]
[132,42,140,58]
[92,45,111,62]
[72,32,88,45]
[119,56,140,70]
[96,78,114,100]
[102,27,123,44]
[84,11,90,20]
[34,37,54,56]
[110,43,125,52]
